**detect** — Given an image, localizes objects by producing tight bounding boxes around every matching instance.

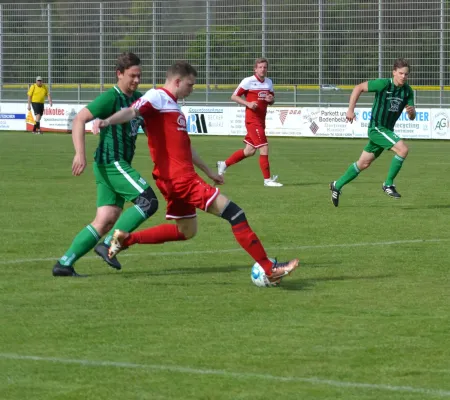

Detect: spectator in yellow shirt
[27,76,52,134]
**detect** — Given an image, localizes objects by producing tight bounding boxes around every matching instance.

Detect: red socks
[225,151,271,180]
[231,221,273,274]
[225,149,246,167]
[122,221,275,276]
[259,155,271,179]
[124,224,186,246]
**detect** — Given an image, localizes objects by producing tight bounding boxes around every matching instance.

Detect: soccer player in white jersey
[217,57,282,187]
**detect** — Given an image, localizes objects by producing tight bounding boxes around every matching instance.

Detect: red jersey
[233,75,274,126]
[132,88,195,180]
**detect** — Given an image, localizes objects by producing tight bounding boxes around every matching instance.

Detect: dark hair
[254,57,269,67]
[116,52,141,74]
[166,61,198,79]
[393,58,410,70]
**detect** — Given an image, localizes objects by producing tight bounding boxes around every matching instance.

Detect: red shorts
[155,173,220,220]
[244,122,268,148]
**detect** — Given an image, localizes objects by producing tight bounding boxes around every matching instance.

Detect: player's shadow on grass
[286,182,326,187]
[102,261,338,278]
[101,264,250,278]
[280,273,394,291]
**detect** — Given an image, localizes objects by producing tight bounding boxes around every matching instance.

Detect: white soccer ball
[251,259,275,287]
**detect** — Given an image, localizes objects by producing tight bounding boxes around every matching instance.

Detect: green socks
[335,162,360,190]
[103,205,147,246]
[59,225,100,266]
[385,155,405,186]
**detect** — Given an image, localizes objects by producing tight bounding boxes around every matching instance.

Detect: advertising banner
[0,103,447,140]
[430,109,450,139]
[182,106,229,135]
[0,103,26,130]
[26,104,86,132]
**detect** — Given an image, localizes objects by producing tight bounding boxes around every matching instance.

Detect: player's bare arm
[231,93,258,110]
[71,107,94,176]
[191,146,224,185]
[346,81,368,123]
[405,105,416,120]
[92,107,140,134]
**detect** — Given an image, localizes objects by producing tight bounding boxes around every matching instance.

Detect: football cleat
[52,261,83,277]
[382,184,401,199]
[264,175,283,187]
[108,229,129,259]
[267,258,299,284]
[217,161,227,175]
[330,181,341,207]
[94,242,122,270]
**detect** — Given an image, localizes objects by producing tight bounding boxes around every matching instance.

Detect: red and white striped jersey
[132,88,195,180]
[233,75,274,126]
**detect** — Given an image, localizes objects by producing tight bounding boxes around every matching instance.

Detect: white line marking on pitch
[0,238,448,266]
[1,353,449,397]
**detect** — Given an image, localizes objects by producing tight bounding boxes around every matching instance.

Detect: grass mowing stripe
[1,238,449,266]
[1,353,449,397]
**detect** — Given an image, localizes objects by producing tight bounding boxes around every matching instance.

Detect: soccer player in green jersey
[330,58,416,207]
[53,52,159,276]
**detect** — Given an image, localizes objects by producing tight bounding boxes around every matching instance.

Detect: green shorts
[363,127,401,158]
[93,161,150,208]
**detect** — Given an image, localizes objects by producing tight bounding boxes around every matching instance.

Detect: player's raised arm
[92,107,140,134]
[346,81,368,123]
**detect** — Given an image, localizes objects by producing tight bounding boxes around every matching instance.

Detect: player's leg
[107,179,194,258]
[217,123,259,175]
[259,141,283,187]
[330,140,381,207]
[384,139,408,194]
[53,204,121,277]
[94,162,159,268]
[207,192,299,283]
[111,212,192,253]
[368,127,406,198]
[217,143,254,176]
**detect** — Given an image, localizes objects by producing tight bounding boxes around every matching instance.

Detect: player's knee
[358,160,371,170]
[397,145,408,158]
[132,187,158,218]
[177,223,197,240]
[246,147,257,157]
[91,219,115,236]
[220,201,247,226]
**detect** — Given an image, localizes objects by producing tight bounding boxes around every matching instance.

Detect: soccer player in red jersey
[92,61,298,285]
[216,58,282,187]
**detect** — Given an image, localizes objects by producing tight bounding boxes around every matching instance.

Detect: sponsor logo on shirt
[177,114,187,131]
[388,97,403,112]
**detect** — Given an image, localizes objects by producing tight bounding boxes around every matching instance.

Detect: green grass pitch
[1,131,450,400]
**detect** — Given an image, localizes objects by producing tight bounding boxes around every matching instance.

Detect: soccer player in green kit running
[330,58,416,207]
[53,52,159,276]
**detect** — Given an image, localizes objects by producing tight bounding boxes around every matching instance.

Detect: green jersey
[87,86,143,165]
[368,78,415,131]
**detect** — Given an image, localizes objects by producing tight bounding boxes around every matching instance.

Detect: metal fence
[1,0,450,106]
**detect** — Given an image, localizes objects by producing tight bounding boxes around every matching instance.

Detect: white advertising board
[0,103,448,140]
[0,103,26,130]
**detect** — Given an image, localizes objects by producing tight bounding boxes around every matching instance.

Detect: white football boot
[264,175,283,187]
[217,161,227,175]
